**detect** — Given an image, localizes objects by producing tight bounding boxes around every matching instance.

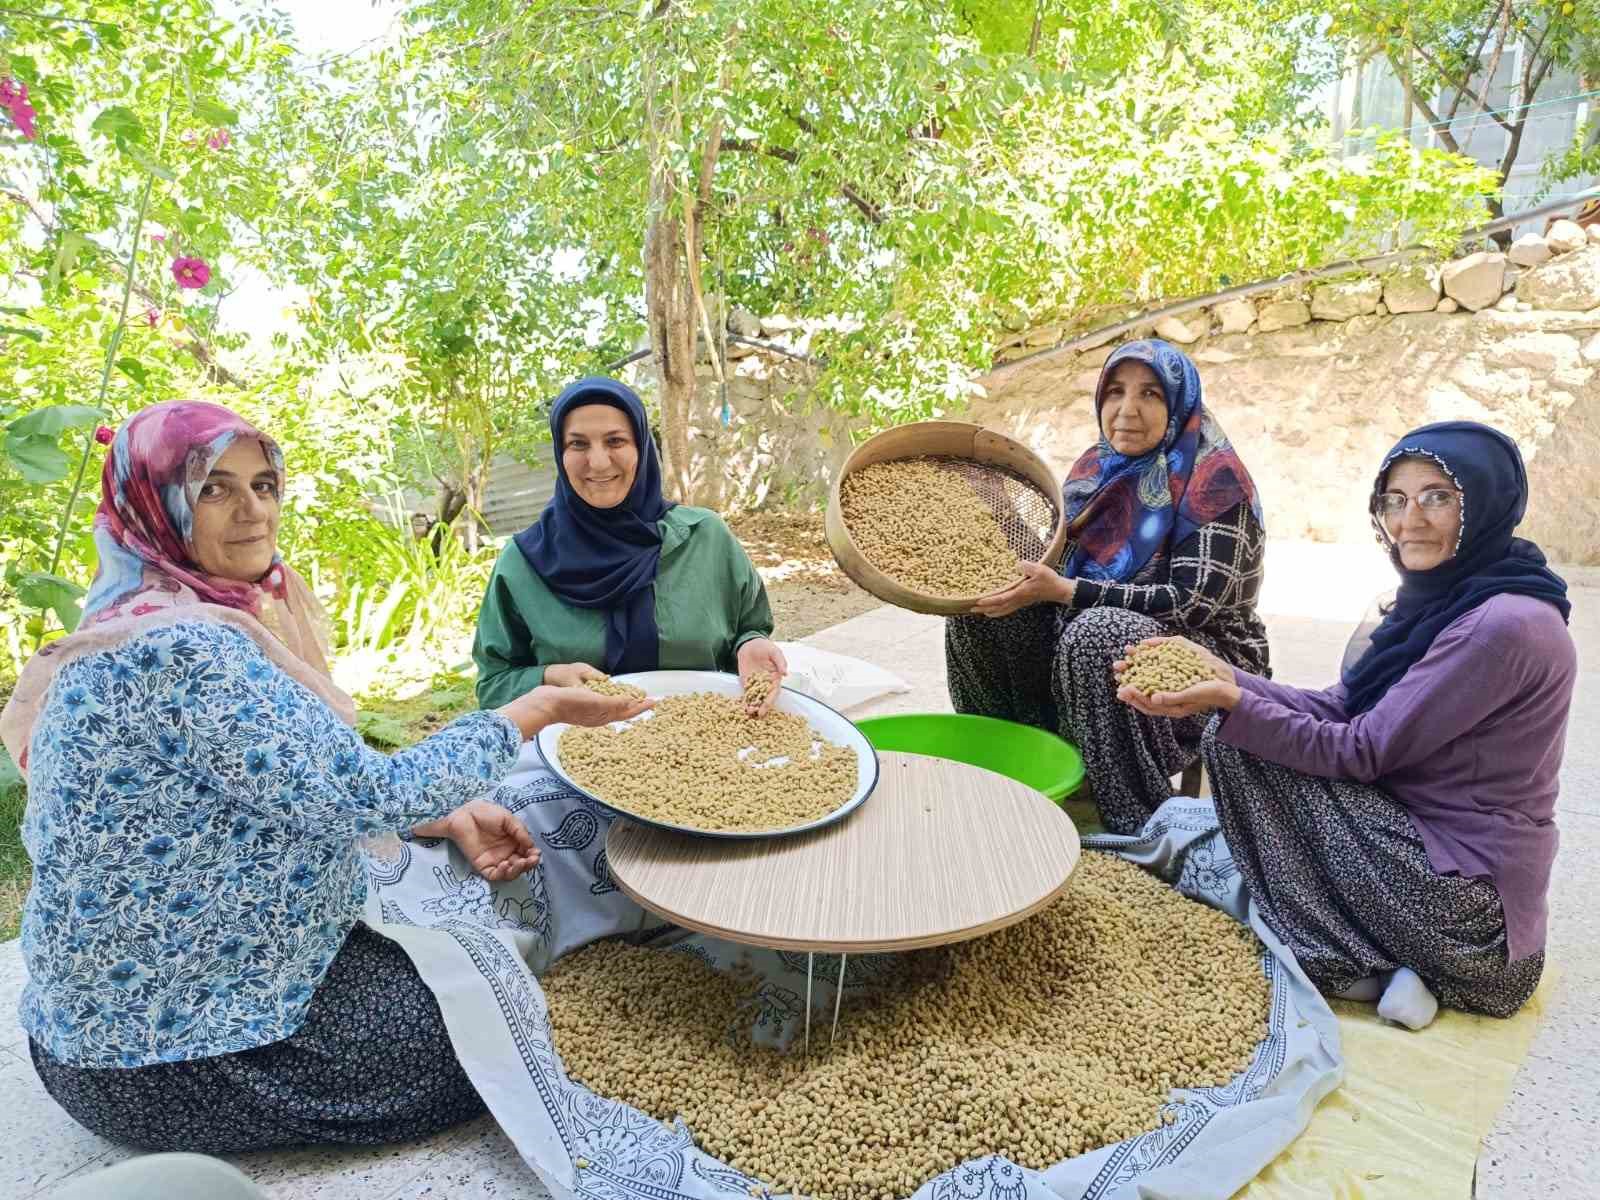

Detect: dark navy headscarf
[514,377,673,675]
[1340,421,1570,716]
[1060,339,1260,582]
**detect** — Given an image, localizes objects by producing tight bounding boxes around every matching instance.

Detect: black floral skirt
[31,923,485,1152]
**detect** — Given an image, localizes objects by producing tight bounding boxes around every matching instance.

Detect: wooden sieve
[824,421,1069,616]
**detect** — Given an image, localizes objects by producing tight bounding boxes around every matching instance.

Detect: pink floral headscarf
[2,402,355,776]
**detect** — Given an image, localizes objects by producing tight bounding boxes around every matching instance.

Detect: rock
[1441,252,1507,312]
[1384,265,1442,314]
[1024,325,1063,348]
[1495,293,1519,312]
[1589,224,1600,246]
[1194,348,1239,364]
[1498,331,1580,373]
[727,307,763,337]
[1509,233,1552,267]
[1516,301,1533,312]
[1582,332,1600,363]
[1311,276,1383,321]
[1154,311,1208,344]
[1375,301,1389,316]
[1547,219,1588,255]
[1214,298,1257,334]
[1437,297,1460,313]
[725,339,758,359]
[1256,299,1311,333]
[1516,243,1600,311]
[759,314,799,334]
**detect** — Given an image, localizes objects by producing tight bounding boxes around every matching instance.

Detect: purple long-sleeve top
[1217,593,1576,962]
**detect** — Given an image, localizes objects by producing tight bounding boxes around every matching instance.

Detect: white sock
[1330,975,1384,1002]
[1377,967,1439,1030]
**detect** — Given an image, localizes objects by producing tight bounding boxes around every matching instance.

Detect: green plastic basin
[854,713,1085,804]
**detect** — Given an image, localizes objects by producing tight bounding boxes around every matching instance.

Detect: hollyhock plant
[94,426,116,446]
[171,256,211,289]
[144,307,161,327]
[207,128,230,150]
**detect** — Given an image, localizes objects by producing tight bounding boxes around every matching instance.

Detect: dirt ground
[725,511,882,640]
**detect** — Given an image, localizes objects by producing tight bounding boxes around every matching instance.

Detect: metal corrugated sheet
[479,452,557,535]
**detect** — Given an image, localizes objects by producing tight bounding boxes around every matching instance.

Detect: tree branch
[720,138,884,224]
[1410,38,1513,133]
[1387,54,1461,153]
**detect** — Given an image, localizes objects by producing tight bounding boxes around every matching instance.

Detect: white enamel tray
[535,670,880,840]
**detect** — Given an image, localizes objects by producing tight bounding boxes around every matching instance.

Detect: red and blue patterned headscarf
[1060,339,1261,582]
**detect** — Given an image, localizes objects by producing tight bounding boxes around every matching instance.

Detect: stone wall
[675,340,852,513]
[685,224,1600,563]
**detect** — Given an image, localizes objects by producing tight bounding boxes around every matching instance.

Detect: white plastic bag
[775,642,910,712]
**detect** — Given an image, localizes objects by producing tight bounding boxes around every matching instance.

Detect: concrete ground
[4,541,1595,1198]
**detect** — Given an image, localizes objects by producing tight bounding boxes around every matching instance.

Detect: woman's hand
[496,684,655,740]
[972,562,1074,618]
[1112,636,1241,718]
[413,799,540,881]
[736,637,788,716]
[543,662,605,689]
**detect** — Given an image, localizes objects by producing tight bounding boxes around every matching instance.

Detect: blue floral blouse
[18,620,520,1068]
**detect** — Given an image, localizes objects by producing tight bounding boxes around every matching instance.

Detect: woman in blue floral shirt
[0,401,648,1152]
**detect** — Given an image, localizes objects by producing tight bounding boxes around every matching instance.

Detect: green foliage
[389,0,1496,427]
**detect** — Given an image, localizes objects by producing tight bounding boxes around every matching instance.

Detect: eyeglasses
[1374,487,1459,518]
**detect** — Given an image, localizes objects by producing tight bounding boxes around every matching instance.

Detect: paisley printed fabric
[360,751,1343,1200]
[17,620,519,1068]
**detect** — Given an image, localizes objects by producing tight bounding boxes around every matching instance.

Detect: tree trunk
[643,45,698,504]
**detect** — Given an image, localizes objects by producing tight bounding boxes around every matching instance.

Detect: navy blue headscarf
[514,377,673,675]
[1340,421,1570,716]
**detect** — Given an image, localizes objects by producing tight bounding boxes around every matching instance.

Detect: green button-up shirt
[472,506,774,708]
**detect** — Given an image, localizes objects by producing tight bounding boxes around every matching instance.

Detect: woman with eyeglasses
[1114,422,1575,1027]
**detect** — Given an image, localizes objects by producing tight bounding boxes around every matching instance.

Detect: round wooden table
[606,751,1082,1047]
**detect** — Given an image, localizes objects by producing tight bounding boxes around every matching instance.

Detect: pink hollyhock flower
[150,232,166,244]
[1,78,36,141]
[94,425,116,445]
[144,306,160,326]
[171,256,211,289]
[207,127,230,150]
[9,101,37,140]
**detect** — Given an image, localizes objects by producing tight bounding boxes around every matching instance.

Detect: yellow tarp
[1239,970,1555,1200]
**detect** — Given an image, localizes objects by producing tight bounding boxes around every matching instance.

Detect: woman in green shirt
[473,376,786,710]
[472,378,787,957]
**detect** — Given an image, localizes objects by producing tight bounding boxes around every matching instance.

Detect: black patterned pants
[1203,722,1543,1017]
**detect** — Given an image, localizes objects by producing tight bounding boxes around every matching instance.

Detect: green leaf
[0,325,42,342]
[356,710,412,749]
[90,105,147,143]
[192,99,240,126]
[9,404,104,438]
[8,569,87,633]
[0,744,22,807]
[48,231,90,293]
[119,143,176,181]
[3,434,72,483]
[115,358,149,386]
